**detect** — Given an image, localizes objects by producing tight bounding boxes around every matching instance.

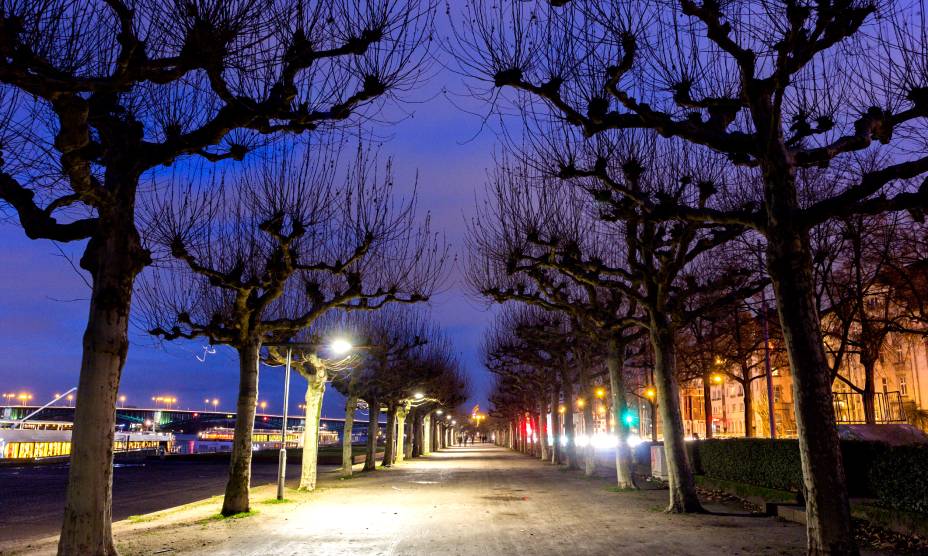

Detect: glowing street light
[436,409,444,415]
[212,398,219,411]
[558,405,566,414]
[330,338,353,356]
[577,398,586,409]
[259,401,268,411]
[118,395,127,408]
[711,374,724,384]
[413,392,424,400]
[18,392,32,406]
[645,387,656,399]
[595,387,606,399]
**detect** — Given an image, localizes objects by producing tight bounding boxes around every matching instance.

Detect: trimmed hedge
[691,439,803,492]
[869,445,928,514]
[688,439,928,515]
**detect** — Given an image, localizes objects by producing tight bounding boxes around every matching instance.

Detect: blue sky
[0,56,504,417]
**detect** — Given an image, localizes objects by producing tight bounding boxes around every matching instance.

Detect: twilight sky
[0,53,506,418]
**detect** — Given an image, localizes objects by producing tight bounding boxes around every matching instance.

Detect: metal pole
[761,286,776,439]
[757,240,776,439]
[277,347,292,500]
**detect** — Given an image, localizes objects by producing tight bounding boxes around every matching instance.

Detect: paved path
[41,443,815,556]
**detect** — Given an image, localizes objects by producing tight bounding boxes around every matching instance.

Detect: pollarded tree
[482,306,560,462]
[469,167,644,487]
[0,2,433,551]
[263,345,352,491]
[327,308,420,474]
[467,151,762,511]
[453,1,928,550]
[139,145,444,514]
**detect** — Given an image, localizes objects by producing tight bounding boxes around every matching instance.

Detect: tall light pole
[273,347,292,500]
[756,241,776,439]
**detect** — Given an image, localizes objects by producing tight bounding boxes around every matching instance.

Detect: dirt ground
[5,444,825,555]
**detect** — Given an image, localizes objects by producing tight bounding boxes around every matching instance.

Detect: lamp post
[755,241,777,439]
[277,347,292,501]
[266,337,354,500]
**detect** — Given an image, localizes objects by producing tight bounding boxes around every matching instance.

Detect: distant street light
[413,392,424,400]
[436,409,444,415]
[118,395,126,408]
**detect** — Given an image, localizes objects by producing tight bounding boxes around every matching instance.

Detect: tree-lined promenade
[1,445,815,556]
[1,0,928,555]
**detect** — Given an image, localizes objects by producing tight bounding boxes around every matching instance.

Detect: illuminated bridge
[0,405,370,440]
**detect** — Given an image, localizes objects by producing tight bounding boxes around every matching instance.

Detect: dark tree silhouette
[453,0,928,549]
[139,145,444,515]
[0,1,433,551]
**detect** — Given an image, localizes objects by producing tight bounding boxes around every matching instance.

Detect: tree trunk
[364,398,379,471]
[607,338,636,489]
[550,386,561,464]
[703,374,713,439]
[58,224,146,555]
[222,340,261,515]
[582,401,595,476]
[862,360,877,425]
[405,409,415,459]
[395,406,408,463]
[578,366,596,476]
[382,405,396,467]
[649,319,703,513]
[298,374,326,491]
[538,398,549,462]
[413,412,423,457]
[559,369,579,469]
[341,395,358,477]
[742,377,755,438]
[767,230,856,555]
[422,413,432,455]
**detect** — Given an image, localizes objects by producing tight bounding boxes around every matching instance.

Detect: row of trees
[0,1,442,554]
[453,0,928,554]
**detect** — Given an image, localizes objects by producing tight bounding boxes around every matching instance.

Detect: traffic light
[622,410,637,426]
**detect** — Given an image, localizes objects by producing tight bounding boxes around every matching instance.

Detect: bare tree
[453,0,928,549]
[468,152,762,511]
[470,167,645,487]
[0,1,433,551]
[818,214,924,423]
[139,145,444,515]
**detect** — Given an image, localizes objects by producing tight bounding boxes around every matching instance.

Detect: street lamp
[330,338,353,356]
[212,398,219,411]
[118,395,126,408]
[436,409,443,415]
[413,392,424,400]
[595,387,606,399]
